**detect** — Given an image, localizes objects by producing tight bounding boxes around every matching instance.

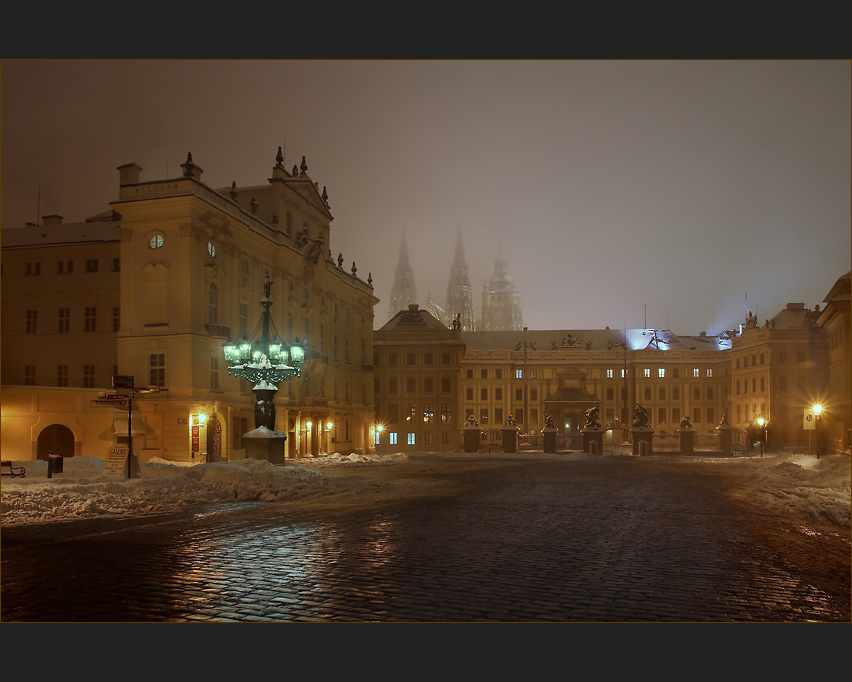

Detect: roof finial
[250,197,258,214]
[276,146,284,166]
[229,181,238,201]
[322,186,329,205]
[368,272,373,287]
[351,261,357,276]
[292,164,299,176]
[300,156,308,176]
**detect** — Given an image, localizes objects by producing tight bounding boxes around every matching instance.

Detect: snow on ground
[1,451,849,529]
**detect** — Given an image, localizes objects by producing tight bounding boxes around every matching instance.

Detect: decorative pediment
[205,263,225,283]
[142,262,170,282]
[292,182,332,218]
[54,291,74,307]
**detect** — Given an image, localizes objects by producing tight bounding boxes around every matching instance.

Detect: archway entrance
[206,416,222,462]
[37,424,75,459]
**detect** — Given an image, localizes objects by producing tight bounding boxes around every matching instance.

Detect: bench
[1,460,26,478]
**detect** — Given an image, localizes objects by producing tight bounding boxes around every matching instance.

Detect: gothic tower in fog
[388,234,417,320]
[445,229,476,331]
[481,248,523,331]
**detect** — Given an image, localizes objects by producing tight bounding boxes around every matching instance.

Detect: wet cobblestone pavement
[2,456,849,622]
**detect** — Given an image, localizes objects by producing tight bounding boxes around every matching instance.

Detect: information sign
[90,399,129,407]
[104,444,130,477]
[192,425,200,452]
[112,375,135,389]
[803,409,816,430]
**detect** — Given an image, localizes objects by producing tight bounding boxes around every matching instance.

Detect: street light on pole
[813,404,822,459]
[756,417,766,457]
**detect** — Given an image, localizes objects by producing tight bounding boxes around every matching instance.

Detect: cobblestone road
[2,456,849,622]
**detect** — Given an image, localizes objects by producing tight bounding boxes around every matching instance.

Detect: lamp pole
[813,404,822,459]
[523,327,528,436]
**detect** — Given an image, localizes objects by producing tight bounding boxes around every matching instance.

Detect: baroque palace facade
[2,150,848,461]
[2,150,379,462]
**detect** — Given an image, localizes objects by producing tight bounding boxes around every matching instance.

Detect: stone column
[542,426,558,453]
[582,427,605,455]
[631,427,654,456]
[678,428,695,454]
[502,425,519,453]
[717,424,734,456]
[463,424,482,453]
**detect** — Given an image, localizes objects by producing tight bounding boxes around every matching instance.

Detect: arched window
[148,233,165,249]
[208,242,217,258]
[209,283,218,324]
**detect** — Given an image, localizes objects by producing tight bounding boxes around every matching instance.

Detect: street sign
[803,409,816,430]
[91,399,129,407]
[112,375,135,389]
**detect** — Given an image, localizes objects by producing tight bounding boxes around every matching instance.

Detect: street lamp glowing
[327,421,333,430]
[376,424,384,433]
[813,404,822,416]
[306,421,312,430]
[756,417,765,427]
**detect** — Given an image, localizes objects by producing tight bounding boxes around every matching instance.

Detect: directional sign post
[112,375,135,478]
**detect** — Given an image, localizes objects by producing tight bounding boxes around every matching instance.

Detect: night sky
[2,60,849,333]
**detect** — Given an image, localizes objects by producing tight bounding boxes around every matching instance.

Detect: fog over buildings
[2,60,849,333]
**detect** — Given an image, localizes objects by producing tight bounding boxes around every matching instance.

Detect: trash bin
[47,453,63,478]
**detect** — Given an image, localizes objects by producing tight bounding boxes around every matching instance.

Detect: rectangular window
[658,368,665,378]
[113,258,121,272]
[644,368,651,378]
[736,381,741,395]
[607,369,614,378]
[374,430,381,446]
[530,370,538,379]
[694,387,700,400]
[737,405,741,422]
[516,408,524,424]
[442,432,450,445]
[389,432,398,445]
[149,353,166,388]
[113,306,120,332]
[345,381,351,402]
[441,352,451,365]
[673,368,680,378]
[530,388,538,401]
[84,307,97,332]
[424,432,433,446]
[25,262,41,276]
[515,369,523,379]
[83,364,95,388]
[621,369,628,378]
[423,404,434,424]
[407,433,415,445]
[672,388,679,400]
[516,388,523,401]
[480,408,488,424]
[658,408,666,423]
[241,258,249,273]
[407,352,415,365]
[441,377,451,393]
[239,303,248,338]
[389,352,397,365]
[606,388,614,400]
[388,378,398,394]
[233,416,247,450]
[693,368,700,378]
[441,403,452,424]
[26,309,37,333]
[406,377,416,393]
[644,387,652,400]
[424,377,434,394]
[466,369,474,379]
[58,308,70,333]
[759,353,765,365]
[481,369,488,379]
[85,259,98,273]
[25,365,36,385]
[658,388,666,400]
[706,369,713,378]
[388,404,399,423]
[57,365,69,387]
[495,369,503,379]
[495,387,502,400]
[67,260,73,274]
[481,388,488,401]
[759,378,765,392]
[694,408,702,423]
[495,408,503,424]
[752,378,757,393]
[57,261,64,274]
[707,387,714,400]
[466,388,474,401]
[405,403,416,422]
[425,352,433,365]
[211,357,219,389]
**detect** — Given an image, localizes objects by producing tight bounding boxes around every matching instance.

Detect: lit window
[149,234,165,249]
[208,242,217,257]
[658,369,665,378]
[644,368,650,378]
[530,370,538,379]
[606,369,613,378]
[706,369,713,378]
[374,430,381,445]
[241,259,249,273]
[407,433,415,445]
[621,369,628,378]
[423,404,434,424]
[441,403,452,423]
[693,368,700,378]
[389,432,398,445]
[516,369,523,379]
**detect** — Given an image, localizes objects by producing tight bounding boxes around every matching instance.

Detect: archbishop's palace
[2,149,849,462]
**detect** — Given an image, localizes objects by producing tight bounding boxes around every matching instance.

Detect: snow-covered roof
[1,216,122,248]
[462,329,731,352]
[378,305,449,331]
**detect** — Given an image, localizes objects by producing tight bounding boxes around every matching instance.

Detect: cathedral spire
[445,227,475,331]
[389,233,417,320]
[482,247,522,331]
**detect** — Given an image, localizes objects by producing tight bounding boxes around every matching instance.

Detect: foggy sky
[2,60,849,333]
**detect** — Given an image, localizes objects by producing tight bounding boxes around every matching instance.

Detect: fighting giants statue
[632,403,650,428]
[584,405,602,429]
[679,414,693,430]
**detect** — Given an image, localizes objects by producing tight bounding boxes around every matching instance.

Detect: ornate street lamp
[813,404,822,459]
[223,275,304,431]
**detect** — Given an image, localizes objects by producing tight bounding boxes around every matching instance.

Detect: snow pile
[302,452,409,467]
[749,455,851,528]
[1,457,331,526]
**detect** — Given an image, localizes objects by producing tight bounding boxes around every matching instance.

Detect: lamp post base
[243,426,288,465]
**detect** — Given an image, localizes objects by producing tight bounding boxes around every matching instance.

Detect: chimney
[117,162,142,185]
[42,215,64,225]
